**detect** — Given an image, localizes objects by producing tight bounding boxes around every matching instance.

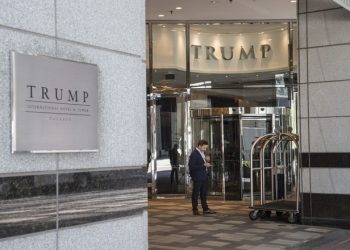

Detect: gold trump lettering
[191,44,271,60]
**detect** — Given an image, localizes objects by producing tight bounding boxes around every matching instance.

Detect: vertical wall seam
[297,1,304,220]
[54,1,59,249]
[54,0,58,57]
[305,0,313,223]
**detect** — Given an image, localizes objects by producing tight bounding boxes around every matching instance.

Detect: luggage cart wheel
[288,213,296,224]
[276,211,283,217]
[260,210,271,218]
[249,210,259,220]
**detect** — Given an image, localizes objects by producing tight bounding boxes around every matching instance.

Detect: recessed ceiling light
[290,0,296,3]
[175,6,183,10]
[158,14,165,17]
[281,28,285,31]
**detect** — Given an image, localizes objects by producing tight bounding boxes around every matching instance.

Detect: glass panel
[189,22,291,109]
[152,24,186,92]
[148,23,187,196]
[223,115,241,200]
[153,95,185,194]
[241,117,273,199]
[192,116,223,196]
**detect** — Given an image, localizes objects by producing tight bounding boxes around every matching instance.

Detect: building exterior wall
[0,0,147,249]
[298,0,350,228]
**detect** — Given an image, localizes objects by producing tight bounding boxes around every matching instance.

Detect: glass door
[222,115,241,200]
[148,94,186,196]
[191,110,242,200]
[241,116,274,199]
[192,115,223,196]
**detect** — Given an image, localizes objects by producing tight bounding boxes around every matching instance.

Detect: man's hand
[204,162,212,168]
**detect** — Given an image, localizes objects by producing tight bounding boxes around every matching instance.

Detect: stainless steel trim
[11,50,98,67]
[148,24,158,198]
[150,98,157,198]
[239,115,243,199]
[10,51,17,153]
[184,90,192,197]
[30,150,98,153]
[186,23,191,89]
[221,114,225,200]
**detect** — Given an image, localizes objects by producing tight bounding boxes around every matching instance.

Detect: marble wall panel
[58,212,148,250]
[0,27,57,173]
[308,44,350,82]
[0,231,56,250]
[55,41,146,169]
[0,0,55,35]
[56,0,145,56]
[307,9,350,48]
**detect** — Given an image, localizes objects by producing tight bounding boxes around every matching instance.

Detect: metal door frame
[240,114,276,199]
[186,107,282,200]
[188,108,242,200]
[148,92,188,198]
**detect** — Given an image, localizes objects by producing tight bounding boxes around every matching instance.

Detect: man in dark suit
[189,140,216,215]
[169,144,179,185]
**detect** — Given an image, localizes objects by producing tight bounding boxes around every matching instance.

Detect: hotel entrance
[147,21,297,200]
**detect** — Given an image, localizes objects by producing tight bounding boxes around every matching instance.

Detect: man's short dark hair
[197,140,208,146]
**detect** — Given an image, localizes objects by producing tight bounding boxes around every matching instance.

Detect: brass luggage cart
[248,132,300,223]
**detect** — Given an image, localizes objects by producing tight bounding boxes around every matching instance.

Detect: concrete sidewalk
[148,197,350,250]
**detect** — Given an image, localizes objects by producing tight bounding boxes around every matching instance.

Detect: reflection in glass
[147,21,298,199]
[189,22,292,109]
[152,24,186,91]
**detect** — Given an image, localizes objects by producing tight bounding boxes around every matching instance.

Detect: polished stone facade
[0,0,147,249]
[298,0,350,228]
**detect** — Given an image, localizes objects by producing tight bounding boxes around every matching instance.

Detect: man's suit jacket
[189,149,207,181]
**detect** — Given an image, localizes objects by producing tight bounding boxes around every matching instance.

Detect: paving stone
[183,247,213,250]
[270,239,300,246]
[154,214,177,218]
[285,231,321,240]
[200,240,231,247]
[222,220,246,225]
[149,225,176,233]
[166,221,190,226]
[182,230,209,235]
[148,198,344,250]
[250,244,286,250]
[236,245,256,249]
[244,228,271,234]
[305,227,331,233]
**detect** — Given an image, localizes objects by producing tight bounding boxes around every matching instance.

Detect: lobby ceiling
[146,0,297,21]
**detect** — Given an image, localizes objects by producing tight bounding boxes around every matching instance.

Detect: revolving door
[191,108,275,200]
